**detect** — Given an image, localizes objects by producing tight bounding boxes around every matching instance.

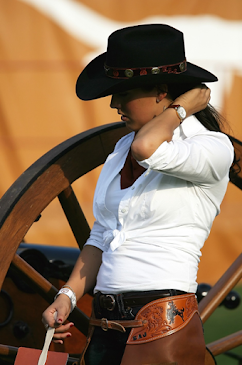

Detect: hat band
[104,60,187,79]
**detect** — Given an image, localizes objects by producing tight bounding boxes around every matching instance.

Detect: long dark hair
[167,82,223,132]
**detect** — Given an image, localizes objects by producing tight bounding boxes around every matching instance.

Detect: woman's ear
[155,84,169,103]
[156,92,168,103]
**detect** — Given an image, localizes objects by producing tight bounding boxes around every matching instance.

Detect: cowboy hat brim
[76,52,218,101]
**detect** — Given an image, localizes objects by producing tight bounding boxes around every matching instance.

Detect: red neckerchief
[120,148,146,189]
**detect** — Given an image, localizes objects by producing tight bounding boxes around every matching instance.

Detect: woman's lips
[121,115,129,122]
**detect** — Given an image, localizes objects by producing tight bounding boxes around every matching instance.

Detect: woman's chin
[125,123,138,132]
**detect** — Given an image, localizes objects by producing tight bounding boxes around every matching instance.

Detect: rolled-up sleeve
[85,220,106,251]
[138,132,234,186]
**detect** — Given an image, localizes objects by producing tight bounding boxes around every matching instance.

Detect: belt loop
[116,293,125,317]
[116,293,135,319]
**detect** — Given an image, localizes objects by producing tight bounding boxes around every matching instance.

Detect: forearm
[65,245,102,300]
[42,245,102,332]
[131,108,180,160]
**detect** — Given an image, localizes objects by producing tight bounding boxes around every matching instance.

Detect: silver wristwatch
[167,104,186,123]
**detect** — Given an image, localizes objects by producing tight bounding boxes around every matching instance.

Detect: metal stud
[151,67,160,75]
[124,69,134,78]
[140,69,147,76]
[179,62,185,72]
[113,70,119,77]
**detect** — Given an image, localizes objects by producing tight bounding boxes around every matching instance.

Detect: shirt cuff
[84,239,105,252]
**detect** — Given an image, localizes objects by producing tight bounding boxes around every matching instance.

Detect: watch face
[177,106,186,119]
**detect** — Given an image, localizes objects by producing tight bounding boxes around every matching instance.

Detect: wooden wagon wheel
[0,122,129,364]
[0,122,241,364]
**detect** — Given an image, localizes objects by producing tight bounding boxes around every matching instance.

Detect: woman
[42,24,234,364]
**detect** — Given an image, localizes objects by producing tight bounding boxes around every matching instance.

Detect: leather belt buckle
[105,294,116,311]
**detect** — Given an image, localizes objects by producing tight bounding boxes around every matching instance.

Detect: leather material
[204,348,216,365]
[98,289,187,310]
[127,293,198,344]
[79,306,96,365]
[89,317,146,332]
[141,363,177,365]
[121,312,206,365]
[122,290,186,308]
[80,294,206,365]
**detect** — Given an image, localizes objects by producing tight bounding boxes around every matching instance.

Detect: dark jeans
[84,294,142,365]
[84,325,131,365]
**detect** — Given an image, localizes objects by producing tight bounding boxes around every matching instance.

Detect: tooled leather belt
[90,293,199,343]
[89,294,198,344]
[98,289,187,310]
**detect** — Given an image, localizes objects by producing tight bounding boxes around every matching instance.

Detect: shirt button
[131,186,135,190]
[121,208,126,213]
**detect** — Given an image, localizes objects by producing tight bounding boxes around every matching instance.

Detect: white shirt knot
[103,229,126,251]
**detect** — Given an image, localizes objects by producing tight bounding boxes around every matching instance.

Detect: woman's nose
[110,94,120,109]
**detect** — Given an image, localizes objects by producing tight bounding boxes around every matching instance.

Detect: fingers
[42,310,75,344]
[200,86,211,104]
[42,308,58,329]
[197,84,211,101]
[199,84,208,89]
[202,87,211,105]
[208,91,211,104]
[42,296,74,345]
[42,295,71,329]
[195,84,211,98]
[174,85,211,116]
[52,322,75,344]
[54,322,74,333]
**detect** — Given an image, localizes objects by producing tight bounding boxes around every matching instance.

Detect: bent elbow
[131,133,172,161]
[131,138,155,161]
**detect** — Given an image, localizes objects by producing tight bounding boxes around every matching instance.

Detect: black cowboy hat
[76,24,217,101]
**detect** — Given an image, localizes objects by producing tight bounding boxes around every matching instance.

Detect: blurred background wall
[0,0,242,285]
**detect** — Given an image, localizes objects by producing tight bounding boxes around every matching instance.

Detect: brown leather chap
[80,294,205,365]
[127,293,198,344]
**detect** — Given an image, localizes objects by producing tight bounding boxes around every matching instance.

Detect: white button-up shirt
[85,116,234,294]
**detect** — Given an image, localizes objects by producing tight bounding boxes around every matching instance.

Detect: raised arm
[131,86,211,161]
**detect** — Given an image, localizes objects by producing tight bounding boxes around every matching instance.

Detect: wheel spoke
[12,254,89,335]
[199,253,242,323]
[58,185,90,250]
[207,330,242,356]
